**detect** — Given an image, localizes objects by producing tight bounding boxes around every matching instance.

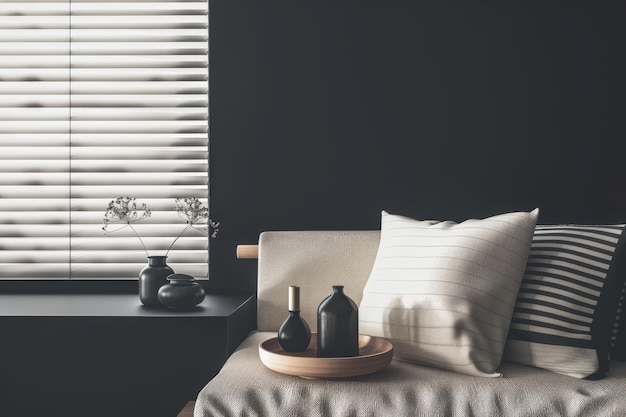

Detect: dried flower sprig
[166,197,220,255]
[103,196,218,258]
[103,196,151,256]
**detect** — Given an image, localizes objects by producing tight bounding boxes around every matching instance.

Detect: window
[0,0,209,279]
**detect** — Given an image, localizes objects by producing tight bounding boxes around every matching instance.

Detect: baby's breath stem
[128,223,150,257]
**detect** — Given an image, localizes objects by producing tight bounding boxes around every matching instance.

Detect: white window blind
[0,0,209,279]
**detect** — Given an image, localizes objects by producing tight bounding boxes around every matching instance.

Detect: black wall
[208,1,626,292]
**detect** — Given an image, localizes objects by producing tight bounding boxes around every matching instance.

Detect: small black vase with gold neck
[277,286,311,352]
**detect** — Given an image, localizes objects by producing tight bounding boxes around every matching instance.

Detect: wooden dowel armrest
[237,244,259,259]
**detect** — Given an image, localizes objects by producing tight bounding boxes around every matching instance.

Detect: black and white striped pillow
[504,224,626,379]
[611,281,626,361]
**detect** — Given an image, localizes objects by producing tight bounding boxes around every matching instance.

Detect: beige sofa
[194,231,626,417]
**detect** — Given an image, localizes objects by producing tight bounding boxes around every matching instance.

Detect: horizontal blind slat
[0,69,68,81]
[0,42,70,55]
[72,186,208,198]
[71,68,207,80]
[0,109,70,120]
[0,201,207,213]
[72,160,208,172]
[71,108,208,120]
[71,29,207,42]
[0,3,69,16]
[71,81,207,92]
[0,56,70,67]
[72,134,208,145]
[0,134,206,146]
[0,199,70,210]
[0,186,71,198]
[0,225,73,236]
[71,55,206,67]
[0,82,70,94]
[69,121,207,133]
[71,16,207,29]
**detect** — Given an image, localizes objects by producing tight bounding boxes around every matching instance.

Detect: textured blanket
[195,332,626,417]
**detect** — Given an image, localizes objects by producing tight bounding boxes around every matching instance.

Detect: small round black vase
[278,286,311,352]
[317,285,359,358]
[139,256,174,308]
[157,273,206,310]
[278,311,311,352]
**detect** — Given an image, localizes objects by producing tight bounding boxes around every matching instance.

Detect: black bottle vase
[317,285,359,358]
[278,286,311,352]
[139,255,174,307]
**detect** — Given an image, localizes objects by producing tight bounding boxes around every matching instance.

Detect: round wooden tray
[259,333,393,379]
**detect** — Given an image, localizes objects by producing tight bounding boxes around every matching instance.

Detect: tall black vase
[139,255,174,307]
[278,286,311,352]
[317,285,359,358]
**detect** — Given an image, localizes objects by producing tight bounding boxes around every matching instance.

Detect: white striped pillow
[504,224,626,379]
[359,209,539,377]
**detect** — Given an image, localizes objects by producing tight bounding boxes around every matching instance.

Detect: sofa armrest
[236,244,259,259]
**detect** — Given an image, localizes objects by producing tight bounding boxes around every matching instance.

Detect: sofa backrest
[257,230,380,332]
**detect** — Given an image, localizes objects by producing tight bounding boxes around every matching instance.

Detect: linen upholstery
[257,230,380,332]
[195,228,626,417]
[504,224,626,379]
[359,209,539,377]
[194,332,626,417]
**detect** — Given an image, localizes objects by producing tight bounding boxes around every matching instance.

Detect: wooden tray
[259,333,393,379]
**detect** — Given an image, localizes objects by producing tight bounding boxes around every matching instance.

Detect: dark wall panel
[208,1,626,292]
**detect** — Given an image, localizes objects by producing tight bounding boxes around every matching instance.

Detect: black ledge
[0,293,255,318]
[0,279,216,295]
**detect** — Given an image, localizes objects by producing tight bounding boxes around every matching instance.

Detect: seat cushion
[194,332,626,417]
